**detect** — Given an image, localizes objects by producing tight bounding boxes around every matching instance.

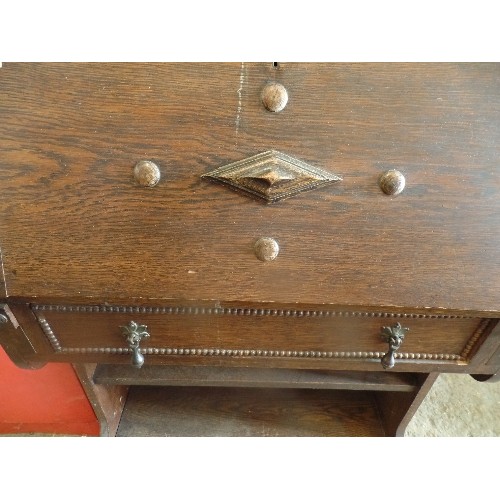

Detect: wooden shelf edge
[93,364,417,392]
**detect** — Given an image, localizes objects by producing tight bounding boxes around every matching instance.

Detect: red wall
[0,346,100,435]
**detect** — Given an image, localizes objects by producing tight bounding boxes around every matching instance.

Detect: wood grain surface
[0,304,40,368]
[34,305,483,357]
[375,372,439,436]
[116,386,385,436]
[1,63,500,313]
[93,365,418,392]
[73,363,127,437]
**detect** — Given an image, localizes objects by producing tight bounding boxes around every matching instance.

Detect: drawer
[30,303,492,370]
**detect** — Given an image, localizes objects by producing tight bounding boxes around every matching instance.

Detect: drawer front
[31,303,491,369]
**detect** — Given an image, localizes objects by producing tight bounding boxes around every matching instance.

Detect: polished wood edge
[6,296,500,318]
[30,352,491,373]
[93,365,418,392]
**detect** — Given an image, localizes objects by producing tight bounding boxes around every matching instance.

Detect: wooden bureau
[1,63,499,436]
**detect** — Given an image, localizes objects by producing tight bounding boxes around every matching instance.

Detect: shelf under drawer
[94,365,418,392]
[116,386,387,437]
[76,364,439,437]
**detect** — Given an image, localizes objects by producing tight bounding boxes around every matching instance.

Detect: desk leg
[73,363,128,437]
[375,373,439,437]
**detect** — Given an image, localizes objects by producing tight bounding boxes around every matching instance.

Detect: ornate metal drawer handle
[380,322,409,369]
[121,321,150,368]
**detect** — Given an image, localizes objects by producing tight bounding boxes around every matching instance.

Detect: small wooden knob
[254,237,279,261]
[379,170,405,195]
[134,160,161,187]
[261,83,288,112]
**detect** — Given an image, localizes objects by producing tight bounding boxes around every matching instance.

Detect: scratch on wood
[235,62,245,137]
[0,245,7,297]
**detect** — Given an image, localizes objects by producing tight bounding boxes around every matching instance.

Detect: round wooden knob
[379,170,405,195]
[134,160,161,187]
[254,237,279,261]
[261,83,288,112]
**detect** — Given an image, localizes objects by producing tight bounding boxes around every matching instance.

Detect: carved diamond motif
[201,150,342,203]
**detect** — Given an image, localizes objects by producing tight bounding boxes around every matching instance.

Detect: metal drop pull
[121,320,150,368]
[380,322,409,369]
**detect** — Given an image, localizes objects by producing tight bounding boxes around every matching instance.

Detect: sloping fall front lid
[0,63,499,314]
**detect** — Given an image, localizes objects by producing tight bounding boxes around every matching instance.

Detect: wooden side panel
[73,363,128,437]
[469,320,500,368]
[375,372,440,436]
[0,304,41,368]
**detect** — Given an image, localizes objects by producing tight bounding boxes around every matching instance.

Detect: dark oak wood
[30,303,486,369]
[1,63,499,437]
[7,302,54,357]
[0,304,41,368]
[116,386,386,437]
[468,319,500,368]
[73,363,128,437]
[6,301,498,376]
[1,64,500,313]
[375,372,440,437]
[471,322,500,382]
[0,246,6,301]
[93,365,418,392]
